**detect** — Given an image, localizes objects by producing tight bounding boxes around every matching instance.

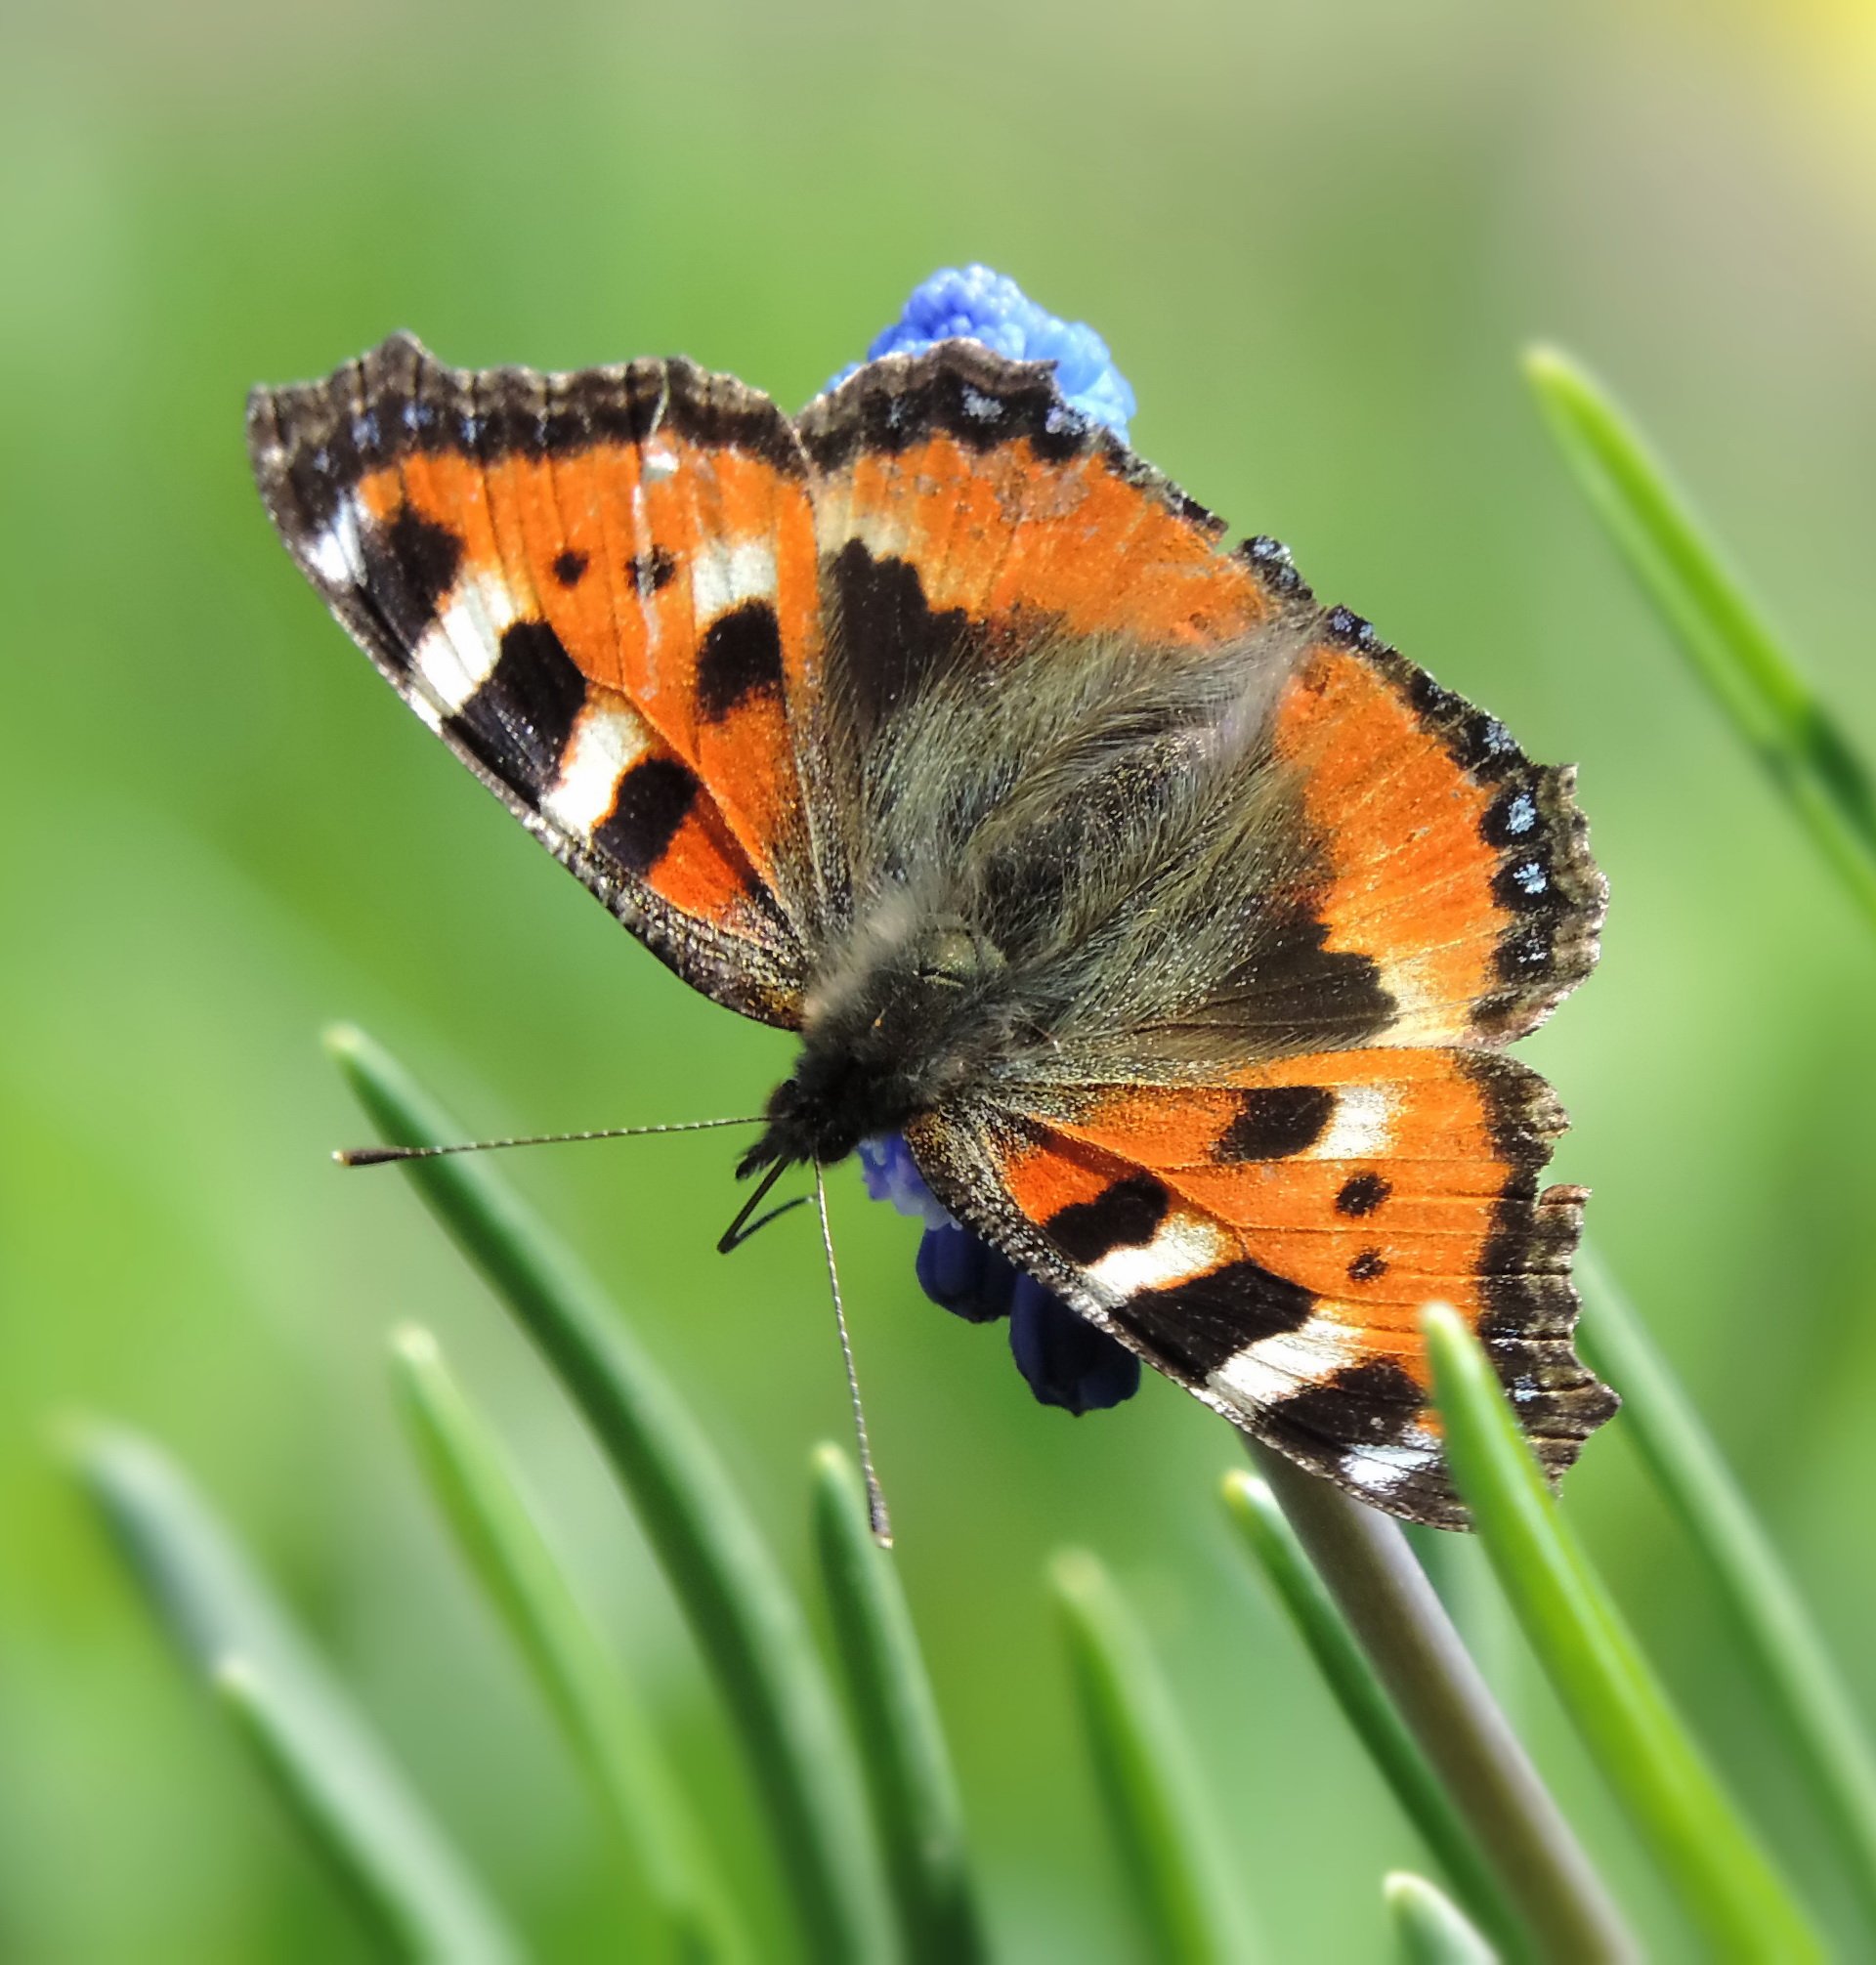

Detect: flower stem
[1221,1473,1517,1953]
[1251,1443,1634,1964]
[1425,1305,1823,1961]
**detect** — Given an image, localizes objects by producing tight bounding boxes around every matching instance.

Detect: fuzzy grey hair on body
[805,614,1329,1100]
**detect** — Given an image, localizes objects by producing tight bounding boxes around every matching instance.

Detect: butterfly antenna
[337,1116,762,1168]
[816,1162,892,1548]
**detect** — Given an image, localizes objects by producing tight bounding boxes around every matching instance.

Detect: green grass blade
[1424,1303,1825,1961]
[1220,1473,1518,1954]
[1049,1549,1256,1965]
[1575,1247,1876,1939]
[325,1025,890,1965]
[390,1326,743,1965]
[1251,1446,1629,1964]
[1386,1871,1499,1965]
[69,1423,516,1964]
[1524,344,1876,931]
[809,1445,988,1965]
[211,1657,499,1962]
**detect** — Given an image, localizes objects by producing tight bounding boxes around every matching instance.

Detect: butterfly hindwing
[908,1048,1614,1524]
[247,332,820,1026]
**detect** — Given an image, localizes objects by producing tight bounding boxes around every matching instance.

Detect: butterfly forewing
[798,344,1273,655]
[1268,625,1605,1047]
[248,333,818,1026]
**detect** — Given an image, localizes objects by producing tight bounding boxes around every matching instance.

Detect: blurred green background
[6,0,1876,1956]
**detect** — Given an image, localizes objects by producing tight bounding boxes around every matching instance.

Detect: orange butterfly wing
[1269,625,1603,1047]
[248,333,823,1025]
[912,1048,1612,1523]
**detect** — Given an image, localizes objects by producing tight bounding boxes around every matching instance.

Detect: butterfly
[247,329,1617,1527]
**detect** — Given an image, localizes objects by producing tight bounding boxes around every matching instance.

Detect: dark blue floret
[1008,1278,1142,1415]
[916,1222,1023,1324]
[862,1129,1142,1409]
[830,265,1136,444]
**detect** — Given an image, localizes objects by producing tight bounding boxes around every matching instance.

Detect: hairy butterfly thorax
[746,918,1014,1173]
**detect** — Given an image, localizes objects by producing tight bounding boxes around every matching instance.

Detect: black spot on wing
[1491,851,1557,913]
[255,375,354,534]
[1481,781,1542,848]
[1208,897,1395,1047]
[1397,661,1524,782]
[1493,918,1558,982]
[1475,1182,1588,1346]
[1336,1173,1390,1217]
[1473,768,1605,1043]
[801,345,1096,469]
[1123,1260,1316,1380]
[1044,1176,1171,1265]
[449,619,586,793]
[552,549,588,587]
[361,502,464,659]
[1347,1249,1387,1283]
[697,601,785,723]
[1236,534,1308,600]
[826,541,968,744]
[634,544,678,593]
[1266,1357,1425,1447]
[592,757,700,875]
[1215,1086,1335,1161]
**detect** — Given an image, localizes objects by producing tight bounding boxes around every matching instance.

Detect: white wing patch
[542,696,656,838]
[815,500,913,566]
[1087,1212,1227,1298]
[306,496,364,588]
[1208,1319,1360,1410]
[1340,1438,1443,1499]
[1317,1085,1391,1160]
[412,574,520,714]
[691,537,778,623]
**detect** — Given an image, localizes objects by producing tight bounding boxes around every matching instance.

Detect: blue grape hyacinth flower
[860,1136,1141,1414]
[846,268,1144,1418]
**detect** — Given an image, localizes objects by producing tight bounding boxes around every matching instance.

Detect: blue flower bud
[857,1132,952,1228]
[833,264,1136,444]
[915,1221,1022,1324]
[1007,1277,1142,1415]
